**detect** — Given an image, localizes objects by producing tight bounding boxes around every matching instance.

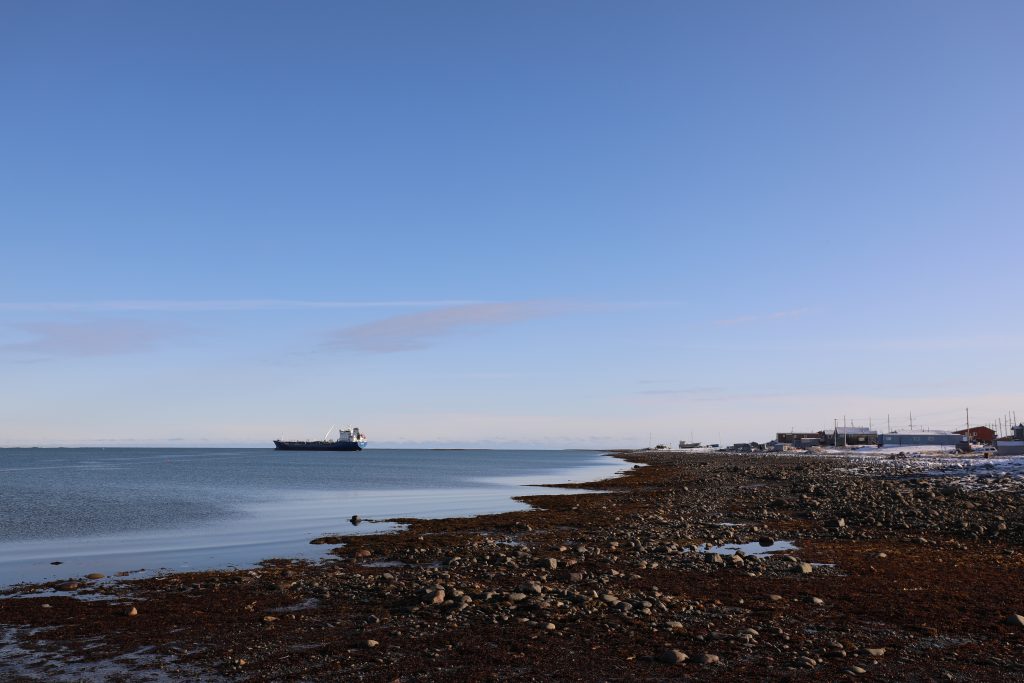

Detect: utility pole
[834,418,838,447]
[843,415,848,447]
[887,414,891,433]
[910,411,914,431]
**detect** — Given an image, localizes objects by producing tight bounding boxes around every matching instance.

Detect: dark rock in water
[50,561,63,565]
[350,515,362,525]
[758,537,774,546]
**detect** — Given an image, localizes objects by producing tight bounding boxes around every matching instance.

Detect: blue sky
[1,2,1021,447]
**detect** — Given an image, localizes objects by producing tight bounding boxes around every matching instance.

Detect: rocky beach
[2,450,1023,681]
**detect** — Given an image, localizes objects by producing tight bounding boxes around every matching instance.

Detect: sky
[1,1,1022,448]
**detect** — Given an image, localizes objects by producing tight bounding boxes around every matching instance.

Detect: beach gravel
[2,451,1024,681]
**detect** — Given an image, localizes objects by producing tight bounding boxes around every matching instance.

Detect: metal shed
[878,431,966,447]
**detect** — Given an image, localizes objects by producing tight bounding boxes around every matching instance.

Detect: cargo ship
[274,426,367,451]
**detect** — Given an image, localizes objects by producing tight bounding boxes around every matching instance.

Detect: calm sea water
[0,448,624,588]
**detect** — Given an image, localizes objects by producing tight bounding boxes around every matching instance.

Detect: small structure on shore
[832,426,878,446]
[879,430,965,447]
[776,431,826,447]
[954,426,997,444]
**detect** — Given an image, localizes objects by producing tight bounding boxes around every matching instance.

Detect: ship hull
[273,440,366,451]
[995,440,1024,456]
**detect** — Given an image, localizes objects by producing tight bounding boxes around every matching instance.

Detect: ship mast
[322,425,336,442]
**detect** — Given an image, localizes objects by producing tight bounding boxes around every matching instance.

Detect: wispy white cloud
[1,320,180,357]
[0,299,478,313]
[636,387,723,396]
[325,301,568,353]
[713,309,809,326]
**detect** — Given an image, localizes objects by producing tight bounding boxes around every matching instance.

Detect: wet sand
[2,451,1023,681]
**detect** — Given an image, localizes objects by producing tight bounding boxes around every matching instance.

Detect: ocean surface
[0,448,624,588]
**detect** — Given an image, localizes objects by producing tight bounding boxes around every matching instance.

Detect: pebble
[656,649,688,664]
[366,639,379,648]
[697,653,720,665]
[127,606,138,617]
[796,562,813,574]
[1006,614,1024,627]
[85,573,105,580]
[845,665,866,675]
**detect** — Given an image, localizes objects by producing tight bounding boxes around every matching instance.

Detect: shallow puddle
[698,539,797,556]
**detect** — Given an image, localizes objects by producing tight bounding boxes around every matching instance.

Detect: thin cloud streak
[636,387,723,396]
[0,299,479,313]
[1,320,180,357]
[325,301,569,353]
[713,309,809,326]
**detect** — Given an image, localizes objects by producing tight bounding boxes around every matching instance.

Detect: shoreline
[2,450,1024,680]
